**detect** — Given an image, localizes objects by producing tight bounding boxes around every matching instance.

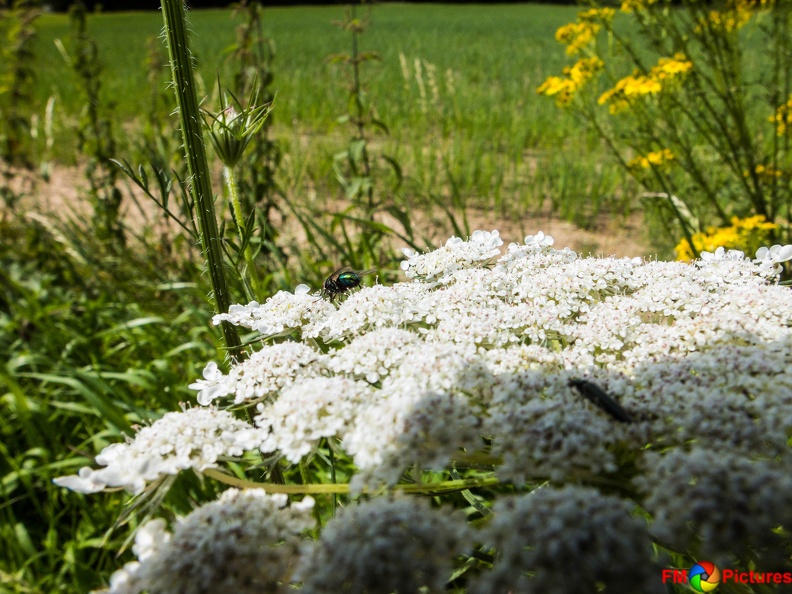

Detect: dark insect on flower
[320,267,376,303]
[569,379,634,423]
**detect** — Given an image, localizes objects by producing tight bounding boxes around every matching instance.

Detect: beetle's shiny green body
[320,267,376,302]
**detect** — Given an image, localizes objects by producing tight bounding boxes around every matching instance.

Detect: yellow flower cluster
[650,54,694,80]
[598,54,692,114]
[555,21,600,55]
[701,0,757,33]
[675,215,778,261]
[554,8,615,56]
[745,164,785,181]
[578,7,616,23]
[770,95,792,136]
[537,58,604,107]
[620,0,658,13]
[627,148,675,169]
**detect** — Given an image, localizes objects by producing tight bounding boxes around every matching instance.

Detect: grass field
[29,3,643,242]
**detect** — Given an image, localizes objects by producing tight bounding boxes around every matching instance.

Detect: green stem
[203,467,501,495]
[160,0,243,362]
[225,165,262,300]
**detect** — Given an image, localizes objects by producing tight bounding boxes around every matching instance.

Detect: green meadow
[31,3,639,234]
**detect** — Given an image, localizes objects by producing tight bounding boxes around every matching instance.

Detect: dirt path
[5,163,654,259]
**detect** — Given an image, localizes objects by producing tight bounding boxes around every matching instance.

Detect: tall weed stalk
[0,0,39,211]
[159,0,242,360]
[60,1,125,247]
[226,0,284,288]
[301,1,417,278]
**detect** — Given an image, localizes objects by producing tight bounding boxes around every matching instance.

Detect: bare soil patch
[4,164,654,260]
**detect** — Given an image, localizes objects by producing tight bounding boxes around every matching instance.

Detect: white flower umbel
[754,243,792,275]
[190,342,323,405]
[187,361,230,406]
[254,376,376,463]
[400,229,503,282]
[101,489,315,594]
[630,337,792,457]
[297,497,470,594]
[471,486,662,594]
[636,448,792,569]
[56,229,792,592]
[183,230,792,490]
[322,327,420,383]
[212,284,333,337]
[54,407,264,494]
[303,282,432,342]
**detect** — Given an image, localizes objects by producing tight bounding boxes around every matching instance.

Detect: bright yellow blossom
[649,54,693,80]
[770,96,792,136]
[628,148,675,169]
[537,58,604,107]
[675,215,778,261]
[599,54,692,115]
[598,73,662,114]
[745,164,786,181]
[537,76,577,107]
[555,21,600,55]
[578,7,616,23]
[699,0,757,33]
[564,57,605,85]
[620,0,658,13]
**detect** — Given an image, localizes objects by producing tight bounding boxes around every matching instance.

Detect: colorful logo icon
[688,561,721,592]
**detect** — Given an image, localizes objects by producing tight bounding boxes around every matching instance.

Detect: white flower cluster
[254,376,375,463]
[190,342,323,406]
[296,496,471,594]
[322,327,419,383]
[102,489,315,594]
[400,229,503,281]
[63,231,792,495]
[754,243,792,275]
[635,447,792,569]
[211,284,334,337]
[471,486,662,594]
[57,231,792,586]
[54,407,266,494]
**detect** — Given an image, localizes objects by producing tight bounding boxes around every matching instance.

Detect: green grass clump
[0,213,222,591]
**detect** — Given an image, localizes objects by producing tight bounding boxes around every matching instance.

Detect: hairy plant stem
[160,0,243,361]
[225,165,262,300]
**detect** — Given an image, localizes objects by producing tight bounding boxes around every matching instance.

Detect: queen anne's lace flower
[322,327,420,383]
[187,361,231,405]
[56,229,792,593]
[472,486,661,594]
[636,448,792,569]
[190,342,323,405]
[303,282,431,341]
[700,245,746,261]
[254,376,376,463]
[101,489,315,594]
[400,229,503,281]
[212,284,333,336]
[54,407,264,494]
[485,372,635,483]
[58,231,792,500]
[754,243,792,275]
[297,497,470,594]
